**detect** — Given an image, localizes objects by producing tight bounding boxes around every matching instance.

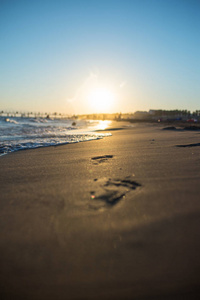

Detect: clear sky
[0,0,199,114]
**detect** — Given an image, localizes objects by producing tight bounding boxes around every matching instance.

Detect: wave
[0,118,112,156]
[0,133,111,156]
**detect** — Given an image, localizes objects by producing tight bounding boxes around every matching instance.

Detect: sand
[0,122,200,299]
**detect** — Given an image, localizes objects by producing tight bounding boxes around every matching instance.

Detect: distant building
[133,111,149,119]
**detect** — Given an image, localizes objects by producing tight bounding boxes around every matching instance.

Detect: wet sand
[0,123,200,299]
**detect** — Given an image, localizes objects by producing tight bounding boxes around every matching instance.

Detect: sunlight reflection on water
[92,120,112,131]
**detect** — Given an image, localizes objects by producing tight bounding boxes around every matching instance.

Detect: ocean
[0,117,111,156]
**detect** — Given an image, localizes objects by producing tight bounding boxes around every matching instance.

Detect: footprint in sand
[89,175,141,210]
[91,155,114,165]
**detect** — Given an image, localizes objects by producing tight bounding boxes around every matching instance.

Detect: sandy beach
[1,122,200,299]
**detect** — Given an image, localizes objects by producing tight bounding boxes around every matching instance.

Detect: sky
[0,0,199,115]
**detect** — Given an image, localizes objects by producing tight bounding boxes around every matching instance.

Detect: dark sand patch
[183,125,200,131]
[163,126,177,130]
[176,143,200,148]
[162,124,200,132]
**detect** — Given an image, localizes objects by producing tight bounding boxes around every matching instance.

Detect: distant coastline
[1,109,200,123]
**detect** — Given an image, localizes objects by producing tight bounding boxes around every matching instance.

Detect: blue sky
[0,0,199,114]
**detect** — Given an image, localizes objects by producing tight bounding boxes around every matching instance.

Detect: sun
[87,87,115,113]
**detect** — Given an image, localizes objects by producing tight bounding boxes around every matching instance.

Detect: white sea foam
[0,117,111,156]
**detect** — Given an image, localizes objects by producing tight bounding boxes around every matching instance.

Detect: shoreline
[1,123,200,299]
[1,119,200,157]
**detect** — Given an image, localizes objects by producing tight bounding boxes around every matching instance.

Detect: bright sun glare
[87,88,115,113]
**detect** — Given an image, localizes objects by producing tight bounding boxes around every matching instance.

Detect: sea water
[0,117,111,156]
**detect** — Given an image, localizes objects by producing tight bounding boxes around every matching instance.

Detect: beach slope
[1,124,200,299]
